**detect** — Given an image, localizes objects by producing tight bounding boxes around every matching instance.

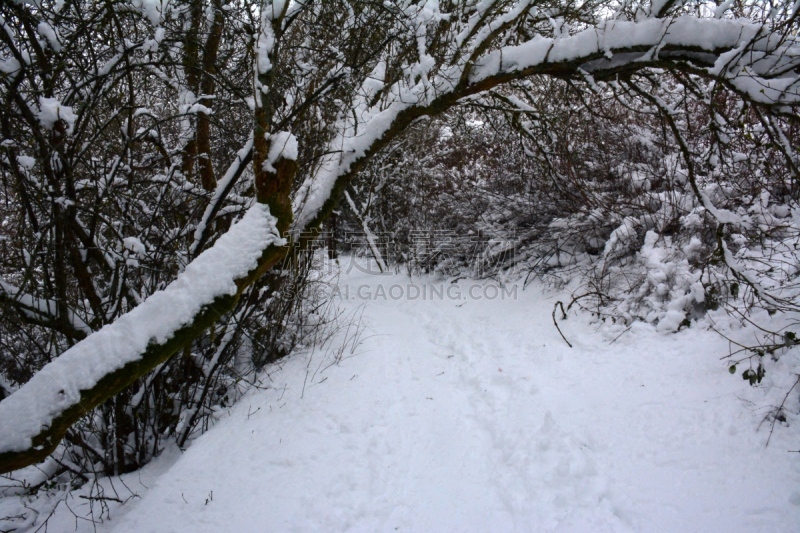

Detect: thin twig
[552,301,572,348]
[764,374,800,447]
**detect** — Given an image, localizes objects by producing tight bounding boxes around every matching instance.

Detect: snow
[714,0,735,18]
[470,17,763,83]
[0,204,282,455]
[122,236,146,256]
[36,22,62,52]
[191,137,254,255]
[129,0,170,26]
[700,191,744,224]
[15,264,798,532]
[16,155,35,169]
[293,99,412,231]
[36,97,77,135]
[0,278,92,336]
[263,131,298,172]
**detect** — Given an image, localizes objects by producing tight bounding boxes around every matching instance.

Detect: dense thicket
[345,73,800,331]
[0,0,361,482]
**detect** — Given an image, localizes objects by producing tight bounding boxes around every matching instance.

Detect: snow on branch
[191,137,255,257]
[0,205,283,470]
[0,279,91,339]
[292,15,800,233]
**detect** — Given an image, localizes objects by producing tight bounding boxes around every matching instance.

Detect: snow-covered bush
[0,0,346,487]
[342,70,800,397]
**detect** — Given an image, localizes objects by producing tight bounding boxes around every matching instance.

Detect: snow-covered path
[76,270,799,532]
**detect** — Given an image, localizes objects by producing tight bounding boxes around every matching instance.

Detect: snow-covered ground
[3,265,800,532]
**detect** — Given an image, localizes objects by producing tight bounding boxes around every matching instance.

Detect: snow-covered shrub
[342,72,800,394]
[0,0,347,489]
